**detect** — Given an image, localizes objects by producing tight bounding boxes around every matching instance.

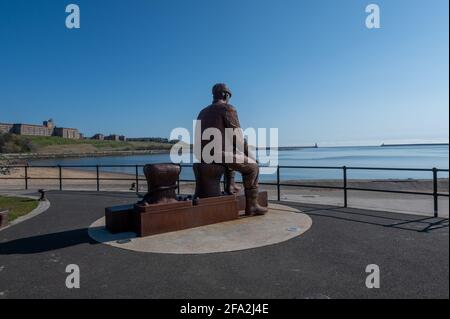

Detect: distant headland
[0,118,127,141]
[0,119,176,159]
[381,143,449,147]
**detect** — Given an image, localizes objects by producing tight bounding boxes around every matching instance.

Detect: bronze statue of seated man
[195,83,267,216]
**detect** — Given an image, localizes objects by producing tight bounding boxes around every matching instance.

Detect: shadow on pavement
[277,201,449,233]
[0,228,98,255]
[2,200,448,255]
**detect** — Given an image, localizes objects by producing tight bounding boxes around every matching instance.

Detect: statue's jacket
[196,102,256,163]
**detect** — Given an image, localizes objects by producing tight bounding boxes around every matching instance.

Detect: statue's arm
[224,106,249,156]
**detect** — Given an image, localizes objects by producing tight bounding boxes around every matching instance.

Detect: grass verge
[1,134,176,154]
[0,195,39,222]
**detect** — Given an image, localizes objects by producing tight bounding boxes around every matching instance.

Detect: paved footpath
[0,191,448,298]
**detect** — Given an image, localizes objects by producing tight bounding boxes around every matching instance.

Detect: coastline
[0,149,170,161]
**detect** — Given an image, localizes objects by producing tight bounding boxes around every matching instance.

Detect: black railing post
[96,165,100,191]
[177,174,180,195]
[433,167,438,217]
[343,166,348,208]
[58,165,62,191]
[135,165,139,194]
[276,165,281,201]
[24,165,28,190]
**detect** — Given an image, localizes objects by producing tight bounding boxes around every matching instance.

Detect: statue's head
[212,83,232,102]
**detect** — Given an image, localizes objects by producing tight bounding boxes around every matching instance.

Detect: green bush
[0,133,34,153]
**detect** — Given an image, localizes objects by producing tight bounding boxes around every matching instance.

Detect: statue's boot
[245,188,268,216]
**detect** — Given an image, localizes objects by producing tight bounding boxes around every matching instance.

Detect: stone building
[104,134,120,141]
[53,127,80,139]
[94,134,126,141]
[0,123,13,134]
[0,119,81,139]
[12,123,53,137]
[91,134,104,140]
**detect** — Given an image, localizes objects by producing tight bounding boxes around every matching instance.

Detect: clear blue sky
[0,0,448,146]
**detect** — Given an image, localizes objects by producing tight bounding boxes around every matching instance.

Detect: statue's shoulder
[198,104,213,115]
[222,103,237,113]
[202,103,237,116]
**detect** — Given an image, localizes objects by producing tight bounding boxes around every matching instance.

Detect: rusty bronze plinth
[193,163,225,198]
[138,163,180,206]
[105,162,268,237]
[105,190,269,237]
[106,195,240,237]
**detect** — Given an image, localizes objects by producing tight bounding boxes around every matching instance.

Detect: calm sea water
[30,145,449,181]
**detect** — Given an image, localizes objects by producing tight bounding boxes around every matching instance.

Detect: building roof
[13,123,49,128]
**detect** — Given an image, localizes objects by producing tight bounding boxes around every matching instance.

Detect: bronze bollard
[137,163,181,206]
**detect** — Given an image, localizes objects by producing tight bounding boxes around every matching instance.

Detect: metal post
[343,166,348,208]
[433,168,438,218]
[24,165,28,190]
[276,165,281,201]
[135,165,139,194]
[177,175,180,195]
[58,165,62,191]
[96,165,100,191]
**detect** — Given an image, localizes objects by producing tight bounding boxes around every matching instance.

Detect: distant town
[0,119,127,142]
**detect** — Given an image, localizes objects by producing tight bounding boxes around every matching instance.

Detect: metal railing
[0,164,448,217]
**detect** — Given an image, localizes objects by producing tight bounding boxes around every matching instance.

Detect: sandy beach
[0,167,448,217]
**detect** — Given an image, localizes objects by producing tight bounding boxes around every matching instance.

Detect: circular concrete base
[88,203,312,254]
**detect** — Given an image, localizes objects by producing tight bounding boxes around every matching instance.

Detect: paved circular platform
[88,203,312,254]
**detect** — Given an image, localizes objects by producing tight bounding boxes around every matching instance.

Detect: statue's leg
[224,168,241,194]
[225,157,267,216]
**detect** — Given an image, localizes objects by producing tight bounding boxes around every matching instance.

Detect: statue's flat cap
[212,83,232,97]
